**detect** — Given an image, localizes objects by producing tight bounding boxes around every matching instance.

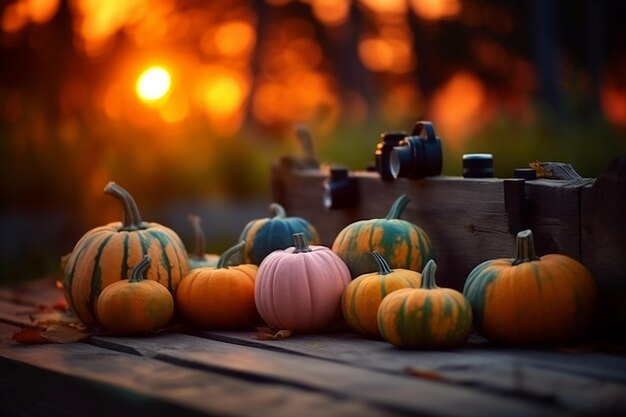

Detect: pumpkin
[238,202,320,265]
[255,233,350,333]
[331,194,433,278]
[96,255,174,335]
[176,241,259,329]
[462,229,597,345]
[341,251,422,338]
[377,259,472,349]
[64,181,189,326]
[187,214,220,269]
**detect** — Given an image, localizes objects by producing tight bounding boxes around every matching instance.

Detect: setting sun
[136,66,171,103]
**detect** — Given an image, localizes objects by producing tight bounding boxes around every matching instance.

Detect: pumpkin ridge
[87,234,114,318]
[147,229,175,289]
[121,233,131,280]
[348,277,367,334]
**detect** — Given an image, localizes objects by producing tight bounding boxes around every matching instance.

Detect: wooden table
[1,279,626,417]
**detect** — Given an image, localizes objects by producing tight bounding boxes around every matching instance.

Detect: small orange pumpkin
[341,251,422,338]
[176,241,259,329]
[378,259,472,349]
[96,255,175,335]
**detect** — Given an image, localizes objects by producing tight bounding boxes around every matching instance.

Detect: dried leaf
[12,324,95,344]
[253,326,293,340]
[403,367,446,382]
[12,328,49,344]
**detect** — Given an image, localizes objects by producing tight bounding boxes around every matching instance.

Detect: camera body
[375,121,442,180]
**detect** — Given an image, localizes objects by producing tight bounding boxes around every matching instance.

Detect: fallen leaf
[253,326,293,340]
[12,328,49,344]
[403,367,446,382]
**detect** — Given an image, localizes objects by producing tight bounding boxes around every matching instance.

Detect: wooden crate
[271,156,626,338]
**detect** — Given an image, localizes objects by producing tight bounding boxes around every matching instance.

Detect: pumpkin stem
[129,255,151,283]
[292,232,312,253]
[420,259,438,289]
[372,251,393,275]
[385,194,410,220]
[512,229,541,265]
[104,181,146,231]
[269,202,287,219]
[217,241,246,269]
[188,214,207,260]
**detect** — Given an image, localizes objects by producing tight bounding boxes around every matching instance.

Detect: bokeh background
[1,0,625,283]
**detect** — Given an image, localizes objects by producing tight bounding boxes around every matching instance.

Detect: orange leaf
[12,328,49,344]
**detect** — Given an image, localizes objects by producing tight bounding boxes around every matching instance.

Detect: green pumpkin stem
[292,232,312,253]
[385,194,410,220]
[269,202,287,219]
[420,259,438,290]
[512,229,541,265]
[104,181,146,231]
[188,214,207,260]
[372,251,392,275]
[129,255,151,283]
[217,241,246,269]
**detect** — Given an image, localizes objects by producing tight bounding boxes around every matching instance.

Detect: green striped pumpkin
[238,203,319,265]
[341,251,422,339]
[64,182,189,326]
[462,229,597,345]
[331,194,433,278]
[377,259,473,349]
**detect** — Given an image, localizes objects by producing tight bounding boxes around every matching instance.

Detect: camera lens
[390,144,412,179]
[375,131,406,181]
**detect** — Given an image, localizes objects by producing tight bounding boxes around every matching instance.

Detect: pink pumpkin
[255,232,351,333]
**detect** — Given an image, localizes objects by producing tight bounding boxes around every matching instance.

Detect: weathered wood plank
[580,156,626,337]
[271,168,592,291]
[88,332,567,417]
[0,323,398,417]
[199,330,626,415]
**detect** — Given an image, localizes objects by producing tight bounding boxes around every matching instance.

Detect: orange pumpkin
[176,241,259,329]
[341,251,422,338]
[463,229,597,345]
[96,255,174,335]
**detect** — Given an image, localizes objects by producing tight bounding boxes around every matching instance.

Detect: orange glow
[430,71,487,146]
[359,0,407,15]
[71,0,175,56]
[159,90,189,124]
[136,66,172,103]
[602,84,626,128]
[410,0,461,20]
[311,0,350,26]
[201,73,246,118]
[214,20,256,58]
[2,0,59,32]
[358,34,414,74]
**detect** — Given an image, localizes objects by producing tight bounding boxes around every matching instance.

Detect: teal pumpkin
[331,194,433,278]
[238,203,320,265]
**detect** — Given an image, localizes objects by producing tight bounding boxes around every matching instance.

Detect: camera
[374,131,407,181]
[388,121,442,180]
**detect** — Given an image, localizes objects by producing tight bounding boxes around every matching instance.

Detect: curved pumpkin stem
[292,233,312,253]
[420,259,438,290]
[372,251,392,275]
[129,255,151,283]
[188,214,207,260]
[269,203,287,219]
[217,241,246,269]
[512,229,541,266]
[385,194,410,220]
[104,181,145,231]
